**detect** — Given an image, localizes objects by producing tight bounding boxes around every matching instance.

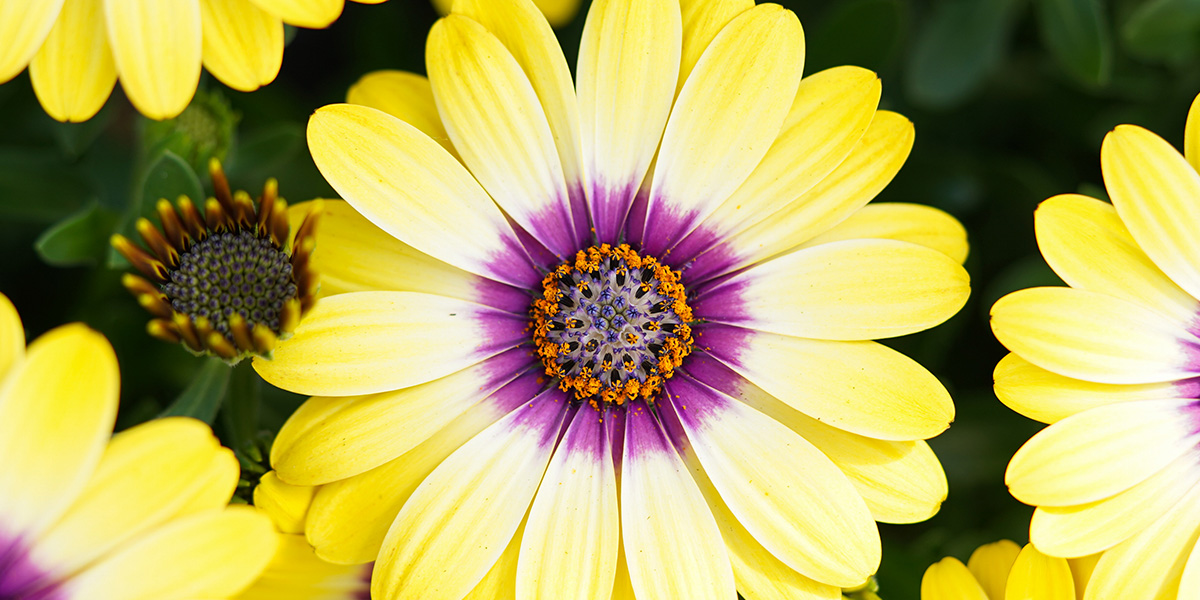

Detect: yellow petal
[516,407,619,600]
[696,238,969,341]
[577,0,680,242]
[691,110,914,283]
[29,0,117,122]
[1006,398,1200,507]
[253,471,315,534]
[921,557,988,600]
[105,0,201,120]
[677,0,753,89]
[1035,193,1198,325]
[426,15,578,258]
[248,0,341,28]
[0,293,24,381]
[1187,92,1200,172]
[232,532,371,600]
[966,539,1020,600]
[642,4,804,256]
[61,505,276,600]
[306,103,540,288]
[1005,543,1075,600]
[991,286,1200,385]
[621,406,735,600]
[371,391,569,600]
[0,0,63,82]
[346,70,456,156]
[1030,450,1199,557]
[199,0,283,92]
[452,0,583,186]
[800,202,969,265]
[253,291,525,397]
[30,418,237,580]
[665,375,879,587]
[0,323,118,537]
[1102,124,1200,301]
[1179,538,1200,600]
[699,325,954,441]
[462,519,523,600]
[993,353,1184,425]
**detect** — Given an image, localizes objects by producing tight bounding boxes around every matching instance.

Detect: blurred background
[1,0,1197,597]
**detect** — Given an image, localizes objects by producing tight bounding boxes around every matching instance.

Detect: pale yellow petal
[61,506,276,600]
[531,0,579,27]
[0,323,118,537]
[1006,398,1200,507]
[253,471,315,534]
[696,239,969,341]
[1187,92,1200,172]
[800,202,969,265]
[29,0,116,122]
[0,293,23,381]
[346,70,456,156]
[462,519,523,600]
[993,353,1185,424]
[577,0,680,242]
[1179,538,1200,600]
[677,0,753,89]
[1035,193,1199,324]
[991,287,1200,385]
[1005,543,1075,600]
[248,0,341,28]
[307,103,540,288]
[1103,124,1200,301]
[199,0,283,92]
[426,15,577,257]
[231,532,371,600]
[966,539,1020,600]
[642,4,804,256]
[105,0,202,120]
[921,557,988,600]
[0,0,64,82]
[253,291,525,397]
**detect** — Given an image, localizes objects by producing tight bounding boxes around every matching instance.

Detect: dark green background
[2,0,1198,597]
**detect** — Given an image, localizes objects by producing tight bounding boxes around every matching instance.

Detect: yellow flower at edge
[253,0,972,598]
[992,91,1200,598]
[922,541,1097,600]
[432,0,581,27]
[0,292,276,599]
[0,0,388,123]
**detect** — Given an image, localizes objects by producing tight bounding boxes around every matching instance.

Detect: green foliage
[160,358,233,424]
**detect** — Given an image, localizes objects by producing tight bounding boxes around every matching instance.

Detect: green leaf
[1037,0,1113,85]
[1121,0,1200,64]
[34,202,118,267]
[160,359,232,424]
[226,123,305,182]
[0,148,96,223]
[108,150,204,268]
[806,0,906,73]
[905,0,1023,108]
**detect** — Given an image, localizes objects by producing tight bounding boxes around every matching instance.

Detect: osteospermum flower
[256,0,971,598]
[0,0,387,122]
[922,540,1097,600]
[234,472,371,599]
[112,159,321,364]
[991,92,1200,598]
[0,292,276,599]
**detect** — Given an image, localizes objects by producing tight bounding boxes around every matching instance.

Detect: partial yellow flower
[235,472,372,599]
[0,0,387,122]
[992,91,1200,598]
[255,0,971,598]
[922,541,1097,600]
[432,0,582,27]
[0,292,276,599]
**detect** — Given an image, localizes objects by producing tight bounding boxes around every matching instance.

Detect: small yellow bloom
[0,0,388,122]
[0,292,276,599]
[922,541,1097,600]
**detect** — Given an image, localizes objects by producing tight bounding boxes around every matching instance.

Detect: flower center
[532,244,693,407]
[162,229,297,338]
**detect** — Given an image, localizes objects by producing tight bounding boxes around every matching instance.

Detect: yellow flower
[255,0,971,598]
[0,292,276,599]
[0,0,387,122]
[922,541,1097,600]
[432,0,581,27]
[992,91,1200,597]
[234,472,372,600]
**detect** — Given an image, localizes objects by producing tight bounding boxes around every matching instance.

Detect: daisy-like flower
[112,159,321,364]
[991,92,1200,598]
[256,0,971,598]
[0,292,276,599]
[234,472,371,599]
[0,0,387,122]
[922,540,1097,600]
